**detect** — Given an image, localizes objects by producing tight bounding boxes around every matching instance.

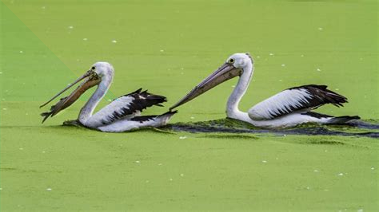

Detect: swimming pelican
[40,62,176,132]
[170,53,359,128]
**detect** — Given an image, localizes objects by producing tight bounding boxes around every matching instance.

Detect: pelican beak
[40,70,101,123]
[170,62,242,110]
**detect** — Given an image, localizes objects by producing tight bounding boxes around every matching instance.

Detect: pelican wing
[248,85,348,120]
[92,88,167,125]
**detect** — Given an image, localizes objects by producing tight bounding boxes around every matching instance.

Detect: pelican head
[40,62,114,122]
[91,62,114,79]
[170,53,253,110]
[226,53,253,69]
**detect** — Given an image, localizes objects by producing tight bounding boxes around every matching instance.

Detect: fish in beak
[40,69,101,123]
[170,62,242,110]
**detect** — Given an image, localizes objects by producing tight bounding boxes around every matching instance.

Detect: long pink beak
[40,70,101,123]
[170,62,242,110]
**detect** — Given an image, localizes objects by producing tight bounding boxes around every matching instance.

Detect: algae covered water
[1,0,378,211]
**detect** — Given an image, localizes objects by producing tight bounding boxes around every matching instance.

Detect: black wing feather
[288,84,347,107]
[103,88,167,125]
[130,111,177,123]
[249,84,349,120]
[274,85,348,118]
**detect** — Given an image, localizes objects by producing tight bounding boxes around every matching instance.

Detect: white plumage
[84,95,137,128]
[248,88,312,120]
[98,112,174,132]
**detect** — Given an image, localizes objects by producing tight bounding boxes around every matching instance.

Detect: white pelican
[170,53,359,128]
[40,62,176,132]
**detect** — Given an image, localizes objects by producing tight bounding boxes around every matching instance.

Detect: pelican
[170,53,359,128]
[40,62,176,132]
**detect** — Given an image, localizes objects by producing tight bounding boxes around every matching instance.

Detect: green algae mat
[1,0,378,211]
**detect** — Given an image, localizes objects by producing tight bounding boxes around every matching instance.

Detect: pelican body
[41,62,176,132]
[171,53,359,128]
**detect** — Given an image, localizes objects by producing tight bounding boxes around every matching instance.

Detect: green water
[1,0,378,211]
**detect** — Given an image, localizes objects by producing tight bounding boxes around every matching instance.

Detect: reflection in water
[63,119,379,138]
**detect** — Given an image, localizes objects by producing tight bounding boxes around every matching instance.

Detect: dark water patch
[305,140,345,145]
[163,119,379,139]
[343,120,379,130]
[201,134,258,140]
[61,119,379,138]
[166,124,379,138]
[292,137,370,148]
[131,127,177,135]
[167,123,257,134]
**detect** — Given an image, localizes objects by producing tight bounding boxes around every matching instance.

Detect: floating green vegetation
[1,0,378,211]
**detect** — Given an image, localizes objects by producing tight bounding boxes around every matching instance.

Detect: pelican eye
[91,66,95,70]
[228,58,235,64]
